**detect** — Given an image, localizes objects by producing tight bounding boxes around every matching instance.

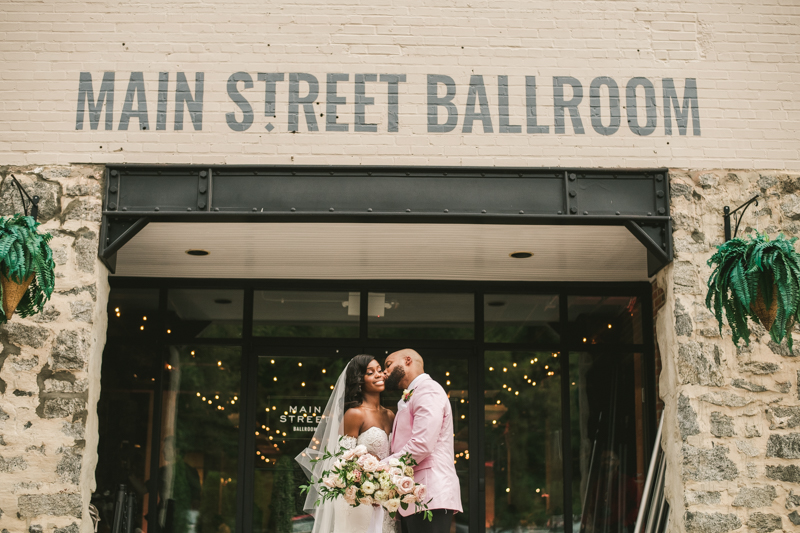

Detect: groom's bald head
[384,349,424,390]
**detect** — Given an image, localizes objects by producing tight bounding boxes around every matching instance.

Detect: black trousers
[400,509,454,533]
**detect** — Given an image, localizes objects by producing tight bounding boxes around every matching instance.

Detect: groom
[383,349,462,533]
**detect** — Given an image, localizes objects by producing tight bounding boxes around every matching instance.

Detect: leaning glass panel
[158,346,241,533]
[484,294,560,344]
[368,292,474,339]
[570,352,647,533]
[485,351,563,532]
[253,291,360,338]
[167,289,244,338]
[568,295,643,345]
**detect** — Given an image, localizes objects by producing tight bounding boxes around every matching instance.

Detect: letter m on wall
[663,78,700,135]
[76,72,115,130]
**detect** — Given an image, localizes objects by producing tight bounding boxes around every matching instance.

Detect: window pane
[568,296,643,345]
[108,288,160,338]
[485,351,563,532]
[253,291,360,338]
[368,292,474,339]
[94,344,160,532]
[158,346,241,533]
[570,352,646,533]
[485,294,560,344]
[167,289,244,338]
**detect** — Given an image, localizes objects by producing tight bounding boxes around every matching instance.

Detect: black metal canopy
[100,165,672,276]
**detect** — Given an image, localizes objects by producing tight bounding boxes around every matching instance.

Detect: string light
[489,367,494,371]
[167,329,171,334]
[217,361,222,366]
[140,326,144,331]
[271,360,275,364]
[446,380,451,385]
[322,369,326,373]
[143,316,147,321]
[460,399,465,403]
[445,372,450,376]
[274,377,277,381]
[503,367,507,372]
[298,362,303,367]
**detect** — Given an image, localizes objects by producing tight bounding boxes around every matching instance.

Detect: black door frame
[105,277,656,533]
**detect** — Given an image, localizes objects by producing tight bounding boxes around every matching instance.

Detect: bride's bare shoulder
[342,407,365,436]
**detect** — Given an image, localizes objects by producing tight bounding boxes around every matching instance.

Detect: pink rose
[389,467,403,477]
[395,476,415,495]
[344,485,358,505]
[353,445,368,457]
[353,469,362,483]
[322,476,336,489]
[358,455,380,472]
[334,475,346,488]
[341,449,356,461]
[402,493,417,504]
[413,484,427,502]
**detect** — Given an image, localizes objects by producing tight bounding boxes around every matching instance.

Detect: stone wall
[0,166,108,533]
[659,170,800,533]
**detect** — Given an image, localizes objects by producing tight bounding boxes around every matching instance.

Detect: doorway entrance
[94,280,656,533]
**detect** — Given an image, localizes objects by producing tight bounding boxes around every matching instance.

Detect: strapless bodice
[340,426,391,460]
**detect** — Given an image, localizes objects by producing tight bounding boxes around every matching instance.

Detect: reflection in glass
[484,294,560,344]
[107,288,160,338]
[568,296,643,345]
[571,353,646,533]
[485,352,562,532]
[168,289,244,338]
[368,293,474,339]
[253,291,360,338]
[94,344,159,532]
[158,346,241,533]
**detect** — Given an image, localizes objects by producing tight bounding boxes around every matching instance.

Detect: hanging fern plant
[0,214,56,323]
[706,232,800,350]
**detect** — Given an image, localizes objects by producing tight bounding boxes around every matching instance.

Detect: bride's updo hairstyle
[344,354,377,412]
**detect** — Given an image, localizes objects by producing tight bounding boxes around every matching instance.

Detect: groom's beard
[385,366,405,390]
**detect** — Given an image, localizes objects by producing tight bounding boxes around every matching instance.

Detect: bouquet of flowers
[300,437,433,521]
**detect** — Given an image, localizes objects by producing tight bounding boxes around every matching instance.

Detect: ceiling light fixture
[186,249,209,256]
[509,251,533,259]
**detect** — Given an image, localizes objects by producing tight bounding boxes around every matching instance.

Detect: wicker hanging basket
[1,272,34,319]
[751,281,779,331]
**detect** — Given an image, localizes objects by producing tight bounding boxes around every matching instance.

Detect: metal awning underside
[100,166,672,279]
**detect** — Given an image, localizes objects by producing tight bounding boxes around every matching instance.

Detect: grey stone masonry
[659,170,800,533]
[0,166,108,533]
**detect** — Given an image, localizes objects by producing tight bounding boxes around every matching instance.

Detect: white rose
[373,490,389,502]
[353,445,368,457]
[322,476,336,489]
[361,480,377,495]
[402,493,417,504]
[341,449,356,461]
[388,458,402,467]
[359,496,374,506]
[334,475,346,488]
[383,498,401,513]
[389,467,403,477]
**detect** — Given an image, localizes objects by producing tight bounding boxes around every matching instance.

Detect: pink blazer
[388,374,463,516]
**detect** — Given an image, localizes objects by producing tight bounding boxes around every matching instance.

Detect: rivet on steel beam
[122,207,127,211]
[656,174,663,181]
[659,208,666,214]
[406,209,411,212]
[199,171,208,178]
[291,208,296,212]
[570,207,578,214]
[198,202,206,209]
[252,208,257,212]
[481,210,487,214]
[569,190,577,197]
[569,173,576,181]
[199,185,207,193]
[154,207,159,211]
[519,210,524,214]
[616,211,621,215]
[109,185,118,193]
[329,208,335,212]
[583,211,589,215]
[656,191,664,198]
[647,212,652,216]
[110,170,118,177]
[187,208,192,211]
[367,208,373,212]
[557,211,562,215]
[108,202,117,210]
[444,209,449,213]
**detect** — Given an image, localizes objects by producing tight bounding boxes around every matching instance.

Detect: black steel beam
[100,165,674,274]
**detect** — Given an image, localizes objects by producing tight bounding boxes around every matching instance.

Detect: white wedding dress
[332,427,400,533]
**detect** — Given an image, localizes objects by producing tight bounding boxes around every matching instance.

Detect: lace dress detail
[335,427,399,533]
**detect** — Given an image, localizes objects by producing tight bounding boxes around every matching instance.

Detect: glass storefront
[94,283,655,533]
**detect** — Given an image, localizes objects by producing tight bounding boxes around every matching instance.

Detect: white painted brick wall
[0,0,798,169]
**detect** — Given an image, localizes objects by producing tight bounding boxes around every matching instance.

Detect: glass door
[250,346,475,533]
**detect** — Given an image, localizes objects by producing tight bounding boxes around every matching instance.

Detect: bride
[296,355,400,533]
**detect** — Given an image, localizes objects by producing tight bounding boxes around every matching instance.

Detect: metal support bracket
[98,217,149,273]
[625,220,672,277]
[723,195,760,241]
